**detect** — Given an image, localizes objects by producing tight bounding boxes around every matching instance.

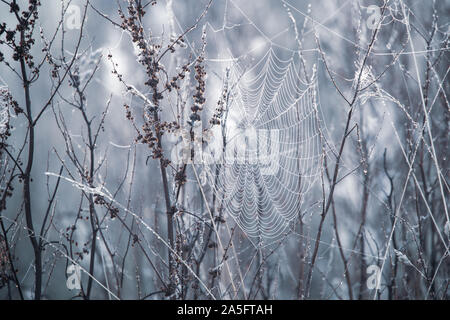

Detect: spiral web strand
[202,47,324,246]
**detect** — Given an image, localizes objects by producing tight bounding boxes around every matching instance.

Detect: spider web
[193,0,327,246]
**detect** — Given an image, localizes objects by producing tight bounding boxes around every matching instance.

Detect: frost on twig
[44,171,216,299]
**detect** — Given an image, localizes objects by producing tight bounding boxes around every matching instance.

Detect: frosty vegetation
[0,0,448,300]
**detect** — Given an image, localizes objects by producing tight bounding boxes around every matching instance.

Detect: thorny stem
[19,31,42,299]
[153,110,176,295]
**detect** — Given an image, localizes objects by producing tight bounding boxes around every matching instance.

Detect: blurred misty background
[0,0,448,300]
